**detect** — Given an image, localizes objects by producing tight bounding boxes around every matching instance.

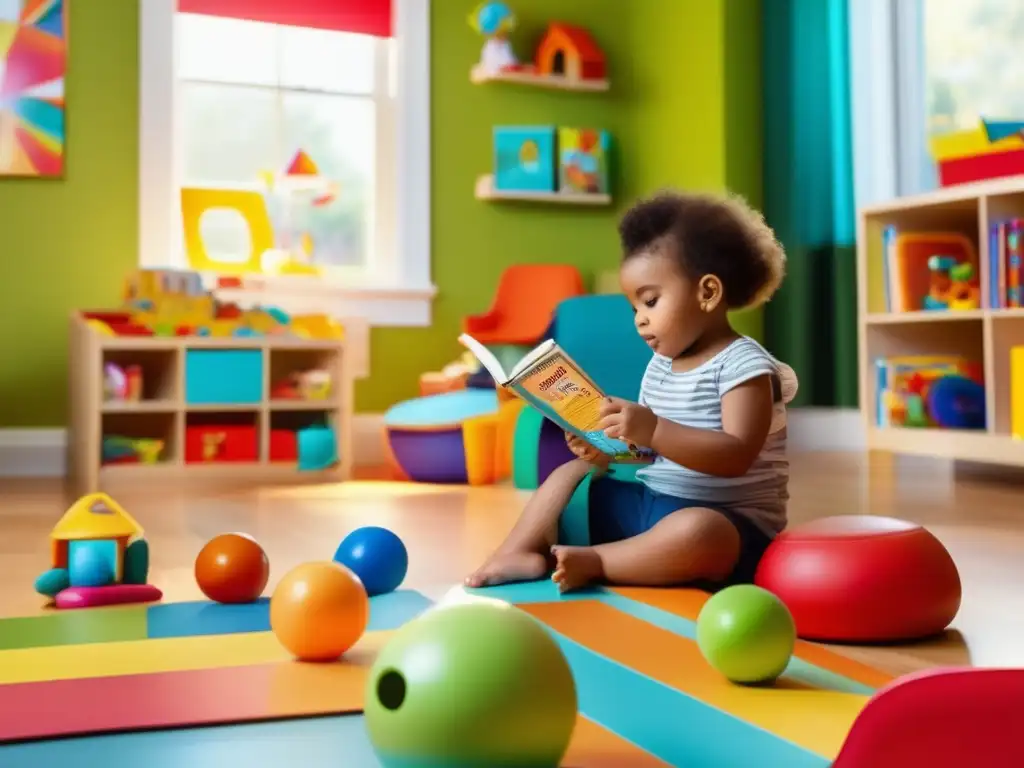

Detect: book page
[511,348,654,461]
[457,334,509,384]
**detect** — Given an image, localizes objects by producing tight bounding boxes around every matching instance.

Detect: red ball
[755,516,961,642]
[195,533,270,604]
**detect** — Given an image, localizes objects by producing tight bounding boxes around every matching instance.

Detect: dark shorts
[587,476,773,587]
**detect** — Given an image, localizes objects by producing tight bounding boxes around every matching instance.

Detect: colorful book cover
[1009,219,1024,308]
[990,221,1001,309]
[881,226,896,312]
[999,221,1008,309]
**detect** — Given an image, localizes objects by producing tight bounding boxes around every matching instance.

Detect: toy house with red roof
[535,23,606,84]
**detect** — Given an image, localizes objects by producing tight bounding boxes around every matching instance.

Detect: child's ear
[698,274,724,311]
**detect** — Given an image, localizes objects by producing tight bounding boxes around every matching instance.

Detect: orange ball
[195,533,270,604]
[270,561,369,662]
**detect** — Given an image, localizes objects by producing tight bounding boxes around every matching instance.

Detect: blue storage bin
[185,349,264,405]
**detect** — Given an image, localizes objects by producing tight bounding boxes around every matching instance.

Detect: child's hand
[599,397,658,447]
[565,432,611,470]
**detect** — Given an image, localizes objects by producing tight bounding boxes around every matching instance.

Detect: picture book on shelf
[458,333,655,463]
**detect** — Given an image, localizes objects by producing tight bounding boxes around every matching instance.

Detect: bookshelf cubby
[68,313,354,498]
[858,174,1024,466]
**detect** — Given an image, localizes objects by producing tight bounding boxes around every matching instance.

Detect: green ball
[696,584,796,684]
[364,597,578,768]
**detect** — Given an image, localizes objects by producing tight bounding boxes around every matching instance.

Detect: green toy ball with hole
[696,584,796,684]
[363,597,578,768]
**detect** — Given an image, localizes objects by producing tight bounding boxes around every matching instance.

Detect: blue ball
[333,526,408,597]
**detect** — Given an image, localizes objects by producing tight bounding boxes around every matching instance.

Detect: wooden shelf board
[185,403,263,413]
[861,174,1024,216]
[101,399,180,413]
[269,399,340,411]
[99,461,342,484]
[469,65,609,92]
[865,310,985,325]
[95,335,344,351]
[475,174,611,205]
[867,427,1024,465]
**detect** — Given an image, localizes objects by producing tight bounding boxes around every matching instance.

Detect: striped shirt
[635,336,798,536]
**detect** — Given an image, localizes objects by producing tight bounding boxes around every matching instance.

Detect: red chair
[463,265,585,346]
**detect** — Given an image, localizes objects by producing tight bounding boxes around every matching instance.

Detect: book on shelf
[458,333,655,463]
[988,218,1024,309]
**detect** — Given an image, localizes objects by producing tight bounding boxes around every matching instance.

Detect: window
[139,0,434,327]
[923,0,1024,136]
[176,13,388,276]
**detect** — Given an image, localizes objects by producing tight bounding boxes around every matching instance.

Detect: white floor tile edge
[0,409,865,479]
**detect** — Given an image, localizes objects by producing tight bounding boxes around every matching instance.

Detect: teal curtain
[762,0,857,407]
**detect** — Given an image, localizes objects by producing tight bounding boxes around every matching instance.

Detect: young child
[466,191,797,592]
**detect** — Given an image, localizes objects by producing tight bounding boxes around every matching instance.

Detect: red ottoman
[755,516,961,643]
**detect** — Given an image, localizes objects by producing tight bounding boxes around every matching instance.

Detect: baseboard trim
[0,408,867,479]
[0,415,390,479]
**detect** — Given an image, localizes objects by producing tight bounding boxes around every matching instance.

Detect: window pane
[279,27,376,94]
[177,13,279,86]
[924,0,1024,135]
[180,82,279,185]
[281,93,375,268]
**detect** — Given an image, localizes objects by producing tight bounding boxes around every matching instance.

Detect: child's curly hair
[617,191,787,310]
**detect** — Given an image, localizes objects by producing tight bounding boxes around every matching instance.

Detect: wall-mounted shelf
[474,174,611,206]
[469,65,609,92]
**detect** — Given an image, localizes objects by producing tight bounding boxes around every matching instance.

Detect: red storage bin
[269,429,298,462]
[185,424,258,463]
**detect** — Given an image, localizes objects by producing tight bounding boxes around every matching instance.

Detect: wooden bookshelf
[67,313,358,498]
[858,174,1024,466]
[469,65,609,92]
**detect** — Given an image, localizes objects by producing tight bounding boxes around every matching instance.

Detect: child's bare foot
[551,545,604,592]
[464,551,549,588]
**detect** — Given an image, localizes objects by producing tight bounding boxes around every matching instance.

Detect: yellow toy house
[34,493,162,608]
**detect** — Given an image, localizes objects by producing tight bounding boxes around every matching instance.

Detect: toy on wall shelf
[468,1,519,76]
[494,126,557,193]
[33,493,163,609]
[102,436,165,465]
[469,16,609,92]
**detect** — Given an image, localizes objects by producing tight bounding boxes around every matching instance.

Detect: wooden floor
[3,449,1024,678]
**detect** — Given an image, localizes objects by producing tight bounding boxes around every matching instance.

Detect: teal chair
[510,294,653,545]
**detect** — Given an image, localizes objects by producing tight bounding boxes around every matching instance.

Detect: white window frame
[849,0,936,210]
[139,0,435,327]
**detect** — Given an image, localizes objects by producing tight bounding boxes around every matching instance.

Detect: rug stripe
[0,712,669,768]
[146,589,432,638]
[0,655,372,744]
[520,600,867,761]
[462,581,887,694]
[0,629,390,685]
[610,587,894,690]
[0,605,147,651]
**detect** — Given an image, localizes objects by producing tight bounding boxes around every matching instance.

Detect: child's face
[619,250,714,358]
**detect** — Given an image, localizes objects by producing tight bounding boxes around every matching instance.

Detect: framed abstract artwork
[0,0,66,177]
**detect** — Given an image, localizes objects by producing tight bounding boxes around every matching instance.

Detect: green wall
[0,0,139,427]
[358,0,765,411]
[0,0,763,426]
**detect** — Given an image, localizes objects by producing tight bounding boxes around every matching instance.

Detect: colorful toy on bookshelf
[102,435,165,465]
[81,269,344,340]
[929,118,1024,187]
[559,127,609,195]
[881,230,979,313]
[103,363,142,402]
[875,356,985,430]
[469,1,519,76]
[493,125,611,196]
[924,255,980,311]
[271,369,333,401]
[33,493,162,609]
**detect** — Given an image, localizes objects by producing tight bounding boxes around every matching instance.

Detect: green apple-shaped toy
[696,584,796,684]
[364,596,578,768]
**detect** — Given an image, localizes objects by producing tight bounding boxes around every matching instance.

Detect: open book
[458,334,655,463]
